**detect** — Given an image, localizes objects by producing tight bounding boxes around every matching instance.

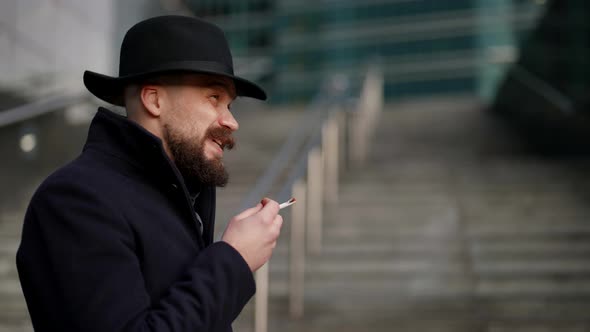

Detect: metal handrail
[0,91,90,128]
[510,64,575,114]
[237,79,349,212]
[243,65,383,332]
[238,77,352,332]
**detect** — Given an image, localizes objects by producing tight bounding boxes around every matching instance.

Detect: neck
[126,106,174,161]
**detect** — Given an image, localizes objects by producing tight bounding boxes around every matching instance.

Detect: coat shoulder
[33,152,133,207]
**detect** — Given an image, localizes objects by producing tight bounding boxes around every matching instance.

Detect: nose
[219,109,239,132]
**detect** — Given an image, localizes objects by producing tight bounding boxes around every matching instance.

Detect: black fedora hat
[84,15,267,106]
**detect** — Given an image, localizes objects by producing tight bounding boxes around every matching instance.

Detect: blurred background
[1,1,590,331]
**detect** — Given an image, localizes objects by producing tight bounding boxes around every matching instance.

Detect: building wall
[0,1,115,97]
[0,1,549,105]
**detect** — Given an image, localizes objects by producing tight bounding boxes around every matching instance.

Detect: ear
[140,85,164,117]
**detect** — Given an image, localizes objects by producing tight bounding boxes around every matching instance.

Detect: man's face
[160,74,238,188]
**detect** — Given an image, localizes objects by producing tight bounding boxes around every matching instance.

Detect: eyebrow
[203,79,237,99]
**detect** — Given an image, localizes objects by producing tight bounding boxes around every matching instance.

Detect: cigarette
[279,197,296,210]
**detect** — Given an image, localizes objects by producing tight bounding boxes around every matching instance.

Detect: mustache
[207,126,235,150]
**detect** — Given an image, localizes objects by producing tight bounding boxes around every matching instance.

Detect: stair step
[471,241,590,255]
[477,278,590,296]
[473,260,590,276]
[468,228,590,240]
[268,258,467,276]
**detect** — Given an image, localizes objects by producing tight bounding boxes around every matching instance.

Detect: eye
[209,95,220,106]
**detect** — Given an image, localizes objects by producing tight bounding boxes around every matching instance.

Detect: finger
[259,199,280,220]
[272,215,283,238]
[273,214,283,228]
[234,203,263,221]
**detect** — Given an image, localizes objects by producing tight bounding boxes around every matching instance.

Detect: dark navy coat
[16,108,255,331]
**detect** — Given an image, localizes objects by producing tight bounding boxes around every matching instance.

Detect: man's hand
[221,198,283,272]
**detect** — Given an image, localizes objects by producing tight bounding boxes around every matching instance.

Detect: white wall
[0,1,115,97]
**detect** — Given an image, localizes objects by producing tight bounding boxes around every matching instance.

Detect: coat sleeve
[16,175,255,332]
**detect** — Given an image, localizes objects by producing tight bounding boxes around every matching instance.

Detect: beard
[164,124,235,188]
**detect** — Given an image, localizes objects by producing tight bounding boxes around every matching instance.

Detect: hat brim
[84,68,267,107]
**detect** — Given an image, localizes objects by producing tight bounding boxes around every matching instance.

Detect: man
[16,15,283,331]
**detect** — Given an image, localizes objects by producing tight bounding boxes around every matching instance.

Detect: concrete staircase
[233,97,590,332]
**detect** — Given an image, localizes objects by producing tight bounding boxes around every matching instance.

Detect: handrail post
[306,147,323,254]
[348,65,383,168]
[289,179,307,318]
[254,264,269,332]
[245,70,374,331]
[322,112,339,205]
[348,110,364,169]
[364,66,384,155]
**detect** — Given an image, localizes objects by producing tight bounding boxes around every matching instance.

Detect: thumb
[259,198,280,219]
[234,203,263,221]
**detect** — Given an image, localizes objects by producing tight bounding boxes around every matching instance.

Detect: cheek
[168,99,218,140]
[191,116,220,140]
[185,121,207,142]
[165,116,200,143]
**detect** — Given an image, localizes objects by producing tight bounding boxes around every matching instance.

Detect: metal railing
[239,65,384,332]
[510,64,575,115]
[0,92,90,127]
[0,91,92,214]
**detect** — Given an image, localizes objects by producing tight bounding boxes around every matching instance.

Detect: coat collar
[84,107,179,183]
[83,107,216,246]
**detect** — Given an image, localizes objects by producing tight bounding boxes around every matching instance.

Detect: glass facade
[187,0,544,103]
